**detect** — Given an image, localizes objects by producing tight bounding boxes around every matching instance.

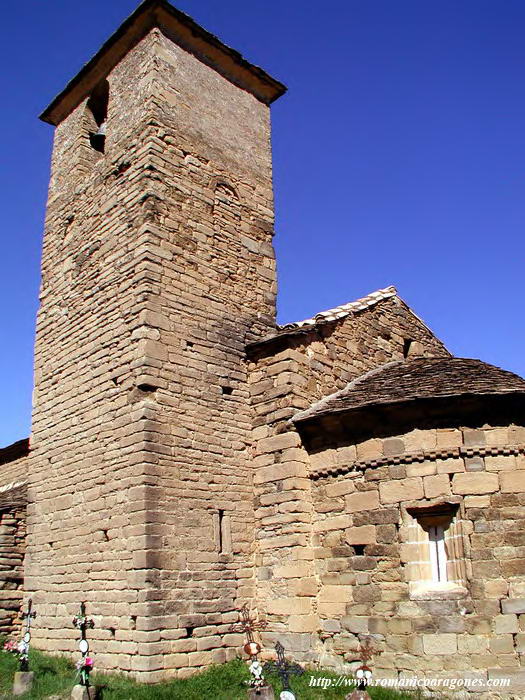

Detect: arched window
[213,182,241,235]
[86,80,109,153]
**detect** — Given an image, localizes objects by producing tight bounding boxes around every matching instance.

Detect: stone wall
[249,295,449,422]
[310,423,525,691]
[29,26,276,680]
[247,297,449,660]
[0,487,27,636]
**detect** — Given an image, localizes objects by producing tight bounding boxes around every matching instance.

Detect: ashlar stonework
[1,0,524,694]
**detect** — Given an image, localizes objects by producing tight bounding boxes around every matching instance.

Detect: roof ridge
[279,285,397,331]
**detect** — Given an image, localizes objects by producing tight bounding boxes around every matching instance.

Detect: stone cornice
[310,443,525,480]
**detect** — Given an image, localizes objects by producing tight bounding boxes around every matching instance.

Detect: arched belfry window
[86,79,109,154]
[213,181,241,235]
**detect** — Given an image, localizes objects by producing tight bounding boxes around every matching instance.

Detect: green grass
[0,644,417,699]
[0,646,76,699]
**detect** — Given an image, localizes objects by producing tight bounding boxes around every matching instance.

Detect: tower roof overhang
[40,0,287,126]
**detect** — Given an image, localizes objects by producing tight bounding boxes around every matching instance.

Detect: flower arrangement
[3,639,19,654]
[76,656,94,671]
[73,614,94,630]
[76,656,94,686]
[2,639,29,671]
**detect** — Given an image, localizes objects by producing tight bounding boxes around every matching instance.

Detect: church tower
[28,0,285,680]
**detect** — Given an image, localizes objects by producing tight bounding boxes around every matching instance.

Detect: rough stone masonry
[0,0,524,694]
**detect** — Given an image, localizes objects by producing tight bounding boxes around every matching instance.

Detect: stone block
[273,562,311,579]
[423,474,451,499]
[487,667,525,686]
[489,635,514,654]
[345,491,379,513]
[288,614,319,632]
[291,577,317,597]
[502,559,525,576]
[500,471,525,494]
[315,515,352,532]
[345,525,376,545]
[254,461,308,484]
[422,634,457,655]
[484,580,508,599]
[379,478,423,504]
[464,456,485,472]
[325,480,356,498]
[502,599,525,614]
[334,445,358,465]
[257,433,301,455]
[356,439,383,461]
[266,598,312,616]
[464,495,490,508]
[383,438,405,456]
[71,686,96,700]
[318,585,353,603]
[436,457,464,474]
[404,429,437,452]
[485,455,516,472]
[452,472,498,495]
[436,429,462,449]
[317,602,347,617]
[406,462,436,477]
[494,614,518,634]
[463,430,486,447]
[321,619,341,633]
[457,635,488,654]
[514,633,525,652]
[13,672,34,697]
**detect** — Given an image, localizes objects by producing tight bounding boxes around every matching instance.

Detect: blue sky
[1,0,524,446]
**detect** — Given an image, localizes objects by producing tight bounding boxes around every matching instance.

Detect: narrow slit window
[218,509,224,553]
[427,524,447,583]
[214,509,232,555]
[86,80,109,154]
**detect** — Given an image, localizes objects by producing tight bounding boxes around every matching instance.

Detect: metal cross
[359,637,382,665]
[18,598,37,672]
[73,602,95,686]
[354,637,382,691]
[228,603,267,645]
[263,641,304,693]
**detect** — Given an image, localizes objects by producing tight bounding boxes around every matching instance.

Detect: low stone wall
[0,487,27,636]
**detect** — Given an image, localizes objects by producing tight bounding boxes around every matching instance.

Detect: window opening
[218,509,224,553]
[427,524,447,583]
[87,80,109,153]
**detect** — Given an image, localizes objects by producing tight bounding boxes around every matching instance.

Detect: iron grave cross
[264,641,304,700]
[19,598,37,671]
[228,603,268,657]
[73,602,95,686]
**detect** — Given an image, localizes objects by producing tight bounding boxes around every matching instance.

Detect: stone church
[1,0,525,691]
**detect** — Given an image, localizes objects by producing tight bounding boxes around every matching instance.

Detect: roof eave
[292,389,525,426]
[0,438,30,466]
[40,0,287,126]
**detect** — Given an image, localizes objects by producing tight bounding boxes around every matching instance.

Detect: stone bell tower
[27,0,285,680]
